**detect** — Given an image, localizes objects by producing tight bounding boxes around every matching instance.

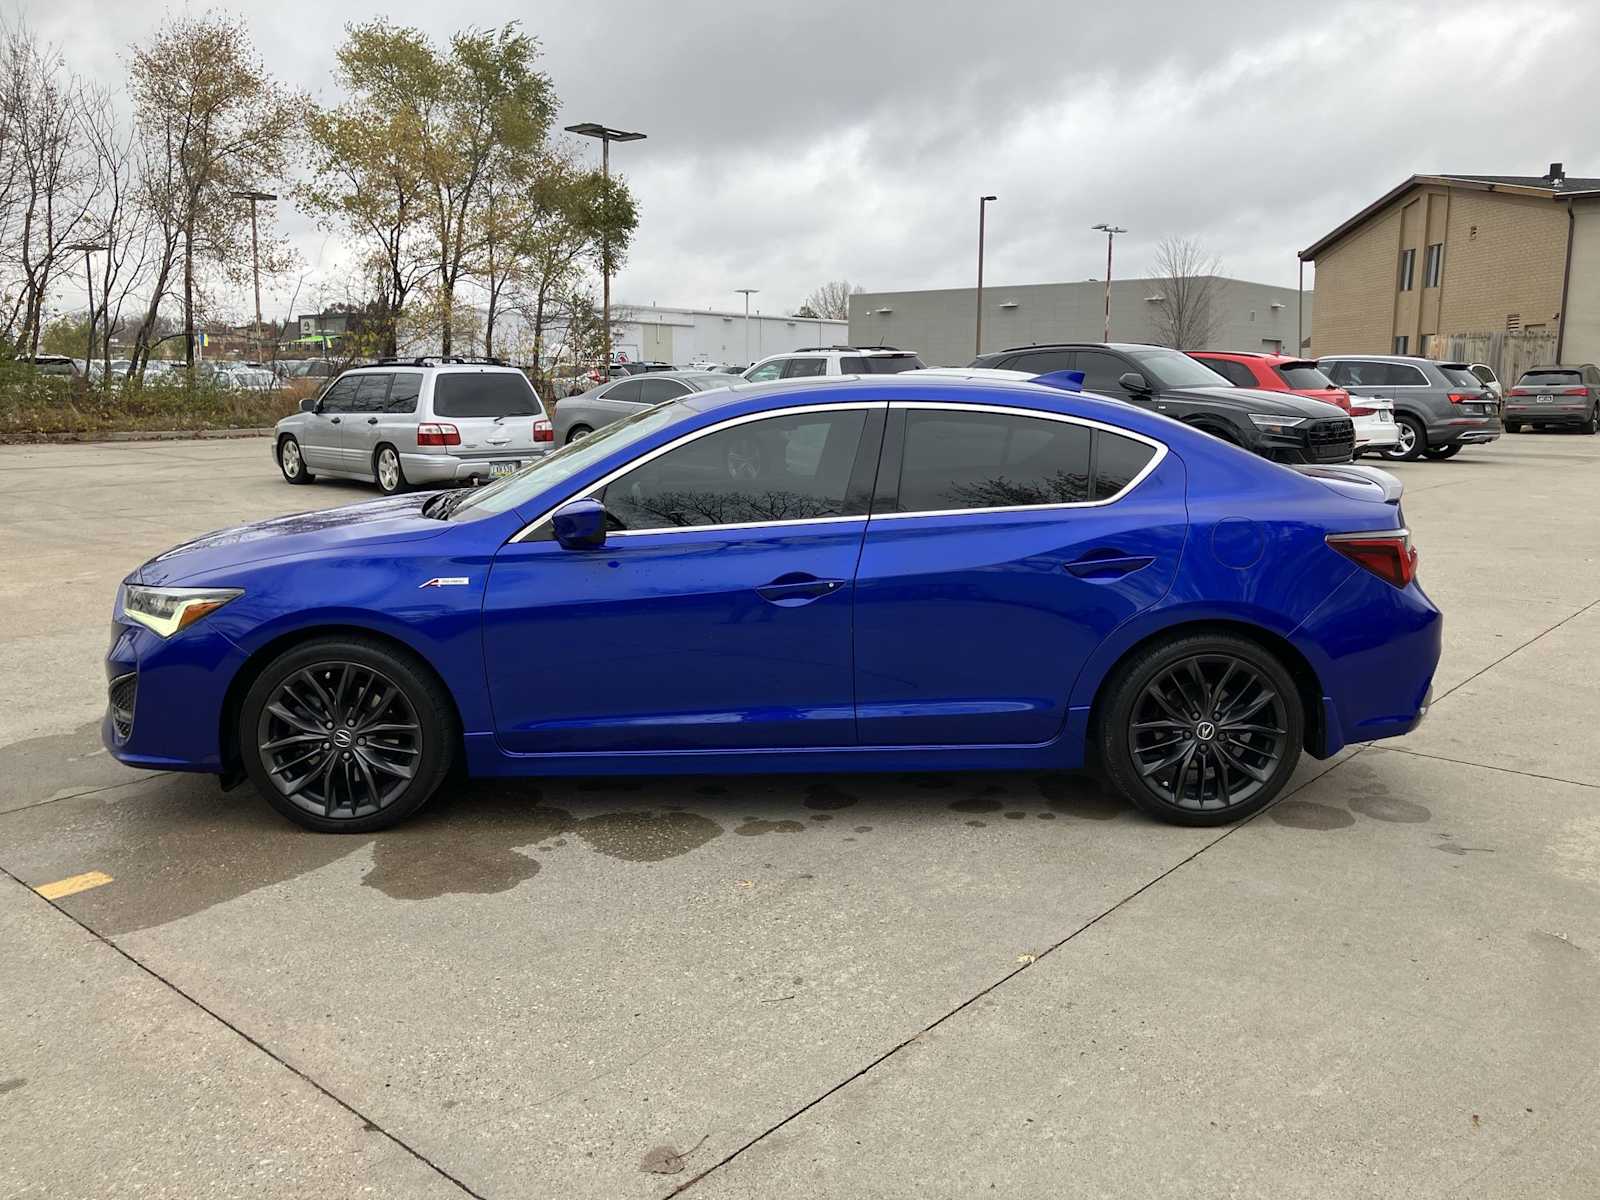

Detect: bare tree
[81,86,153,380]
[1148,237,1223,350]
[797,279,861,321]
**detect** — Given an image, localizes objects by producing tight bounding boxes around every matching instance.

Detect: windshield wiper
[423,488,472,519]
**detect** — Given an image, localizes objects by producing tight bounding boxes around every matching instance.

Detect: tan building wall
[1560,200,1600,364]
[1310,186,1568,355]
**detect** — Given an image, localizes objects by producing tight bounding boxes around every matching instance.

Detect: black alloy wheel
[241,637,455,832]
[1099,634,1303,826]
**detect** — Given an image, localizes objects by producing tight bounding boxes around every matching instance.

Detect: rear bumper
[1353,413,1400,449]
[1504,404,1590,425]
[401,449,550,483]
[1430,415,1501,447]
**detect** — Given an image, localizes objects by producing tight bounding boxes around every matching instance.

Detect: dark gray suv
[1503,364,1600,434]
[1318,355,1501,461]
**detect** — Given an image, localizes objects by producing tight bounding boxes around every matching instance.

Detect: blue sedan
[104,372,1441,832]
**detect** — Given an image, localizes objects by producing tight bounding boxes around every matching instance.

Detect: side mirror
[552,497,608,550]
[1118,371,1151,394]
[299,396,317,413]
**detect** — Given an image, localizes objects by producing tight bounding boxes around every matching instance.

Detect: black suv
[969,343,1355,463]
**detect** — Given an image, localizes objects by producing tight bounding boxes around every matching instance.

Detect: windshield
[1276,363,1336,389]
[447,400,687,520]
[1129,347,1232,389]
[433,371,543,418]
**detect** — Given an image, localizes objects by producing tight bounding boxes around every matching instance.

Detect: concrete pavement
[1,432,1596,1198]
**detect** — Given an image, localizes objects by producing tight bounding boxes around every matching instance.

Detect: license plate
[1377,411,1393,423]
[1536,396,1554,403]
[489,460,521,477]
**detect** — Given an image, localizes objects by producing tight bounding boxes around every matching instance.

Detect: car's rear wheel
[1583,408,1598,435]
[1379,414,1425,461]
[240,637,456,833]
[566,425,592,444]
[1505,421,1522,433]
[1097,633,1303,827]
[1423,444,1461,460]
[278,436,314,484]
[374,445,407,495]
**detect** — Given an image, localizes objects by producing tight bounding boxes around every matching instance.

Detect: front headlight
[1249,413,1307,431]
[120,585,243,638]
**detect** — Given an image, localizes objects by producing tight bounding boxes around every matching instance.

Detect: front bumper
[102,616,246,773]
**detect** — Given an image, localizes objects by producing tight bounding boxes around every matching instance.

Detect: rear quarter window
[1092,432,1158,500]
[1438,366,1485,390]
[431,371,544,418]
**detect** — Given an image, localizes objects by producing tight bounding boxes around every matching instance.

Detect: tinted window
[1275,363,1335,389]
[386,372,422,413]
[1517,369,1582,387]
[1196,358,1257,387]
[1398,248,1416,291]
[319,376,360,412]
[637,377,690,403]
[352,373,392,412]
[838,354,924,374]
[605,378,646,403]
[432,371,542,418]
[1093,432,1157,500]
[1004,350,1077,376]
[783,358,828,378]
[1130,347,1232,388]
[745,360,785,382]
[1073,350,1130,390]
[603,409,868,531]
[1438,366,1484,390]
[1328,361,1426,388]
[897,410,1091,512]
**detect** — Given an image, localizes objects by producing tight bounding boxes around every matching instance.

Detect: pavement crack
[0,866,488,1200]
[0,772,175,819]
[1432,595,1600,705]
[1374,745,1599,791]
[665,751,1365,1195]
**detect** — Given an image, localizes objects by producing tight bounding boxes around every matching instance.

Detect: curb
[2,427,275,445]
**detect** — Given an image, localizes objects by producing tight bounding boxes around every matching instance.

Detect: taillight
[417,422,460,447]
[1446,392,1477,404]
[1508,387,1532,397]
[1561,387,1588,396]
[1350,404,1375,417]
[1327,530,1417,589]
[533,418,553,443]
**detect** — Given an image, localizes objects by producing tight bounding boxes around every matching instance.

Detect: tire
[278,436,315,484]
[1423,444,1461,460]
[565,425,593,445]
[1379,414,1425,462]
[1096,632,1303,827]
[1584,408,1598,435]
[374,444,407,495]
[240,636,458,833]
[1505,421,1522,434]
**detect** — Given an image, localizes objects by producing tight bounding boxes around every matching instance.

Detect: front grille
[1306,417,1356,462]
[109,672,137,741]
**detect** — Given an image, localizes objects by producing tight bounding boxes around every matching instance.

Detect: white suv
[742,345,924,381]
[274,358,554,494]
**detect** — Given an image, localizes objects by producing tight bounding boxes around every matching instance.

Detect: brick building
[1300,164,1600,366]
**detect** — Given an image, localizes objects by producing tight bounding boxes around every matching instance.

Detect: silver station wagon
[274,358,553,494]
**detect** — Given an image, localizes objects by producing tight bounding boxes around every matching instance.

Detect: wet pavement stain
[964,820,987,828]
[571,809,723,863]
[1035,774,1123,820]
[853,826,873,834]
[0,1078,25,1096]
[949,797,1004,814]
[803,782,859,810]
[0,720,143,815]
[1270,801,1356,831]
[1037,812,1056,820]
[1003,811,1028,820]
[734,819,807,837]
[361,789,568,900]
[810,813,833,822]
[1349,793,1431,823]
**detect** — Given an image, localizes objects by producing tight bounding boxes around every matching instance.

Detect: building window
[1423,243,1444,288]
[1393,335,1409,355]
[1397,248,1416,292]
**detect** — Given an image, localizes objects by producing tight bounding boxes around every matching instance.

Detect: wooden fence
[1418,330,1559,385]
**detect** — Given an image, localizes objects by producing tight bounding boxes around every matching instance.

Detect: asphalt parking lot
[2,433,1598,1198]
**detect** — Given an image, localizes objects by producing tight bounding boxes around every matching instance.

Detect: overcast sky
[16,0,1600,322]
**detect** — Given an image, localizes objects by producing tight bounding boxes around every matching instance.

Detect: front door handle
[756,573,846,606]
[329,416,342,425]
[1065,553,1155,580]
[367,417,379,425]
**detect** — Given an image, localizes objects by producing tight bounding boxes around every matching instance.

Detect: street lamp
[564,122,646,366]
[976,195,997,356]
[1091,223,1127,342]
[230,190,277,361]
[66,241,107,380]
[735,288,759,366]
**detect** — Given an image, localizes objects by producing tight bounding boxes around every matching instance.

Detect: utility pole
[564,123,646,368]
[231,190,276,362]
[976,195,996,356]
[67,241,106,384]
[736,289,759,365]
[1091,223,1127,342]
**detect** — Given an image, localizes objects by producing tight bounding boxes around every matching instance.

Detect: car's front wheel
[1097,633,1303,826]
[240,636,457,833]
[1379,414,1425,461]
[278,436,314,484]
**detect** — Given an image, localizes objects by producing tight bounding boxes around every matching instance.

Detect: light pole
[67,241,107,382]
[230,190,276,362]
[736,288,759,366]
[1091,223,1126,342]
[975,195,997,356]
[564,122,646,367]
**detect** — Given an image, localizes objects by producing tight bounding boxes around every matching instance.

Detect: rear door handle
[367,417,379,425]
[329,416,342,424]
[756,574,846,606]
[1065,554,1155,580]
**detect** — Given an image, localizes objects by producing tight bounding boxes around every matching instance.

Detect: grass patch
[0,366,309,441]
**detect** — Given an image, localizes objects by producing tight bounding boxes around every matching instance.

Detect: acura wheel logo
[332,728,353,749]
[1195,720,1217,742]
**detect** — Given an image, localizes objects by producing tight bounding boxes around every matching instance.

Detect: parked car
[554,371,732,444]
[1189,351,1400,457]
[1502,364,1600,434]
[1317,356,1501,461]
[1468,362,1503,401]
[105,373,1441,835]
[273,358,554,495]
[287,360,338,380]
[971,342,1354,463]
[744,346,925,381]
[18,354,80,380]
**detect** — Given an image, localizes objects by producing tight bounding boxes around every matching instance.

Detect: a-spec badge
[419,577,470,588]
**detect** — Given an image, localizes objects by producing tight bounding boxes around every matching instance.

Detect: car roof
[1520,363,1592,371]
[991,342,1163,354]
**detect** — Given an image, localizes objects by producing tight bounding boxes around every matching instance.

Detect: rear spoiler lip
[1292,462,1404,504]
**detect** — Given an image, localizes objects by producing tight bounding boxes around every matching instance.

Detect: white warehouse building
[603,303,847,368]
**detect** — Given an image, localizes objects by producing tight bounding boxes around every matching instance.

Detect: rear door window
[1004,350,1077,376]
[782,358,829,378]
[386,372,422,413]
[352,373,392,412]
[896,409,1092,511]
[1199,358,1258,387]
[604,378,646,403]
[432,371,544,418]
[637,377,691,403]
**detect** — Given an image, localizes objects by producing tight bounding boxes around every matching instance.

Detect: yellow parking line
[36,871,113,901]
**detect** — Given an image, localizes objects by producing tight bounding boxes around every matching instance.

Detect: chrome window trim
[870,400,1168,521]
[510,401,885,542]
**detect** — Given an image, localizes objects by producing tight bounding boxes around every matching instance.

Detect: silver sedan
[553,371,732,444]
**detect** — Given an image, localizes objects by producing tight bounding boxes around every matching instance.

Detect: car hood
[133,493,450,586]
[1175,385,1349,419]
